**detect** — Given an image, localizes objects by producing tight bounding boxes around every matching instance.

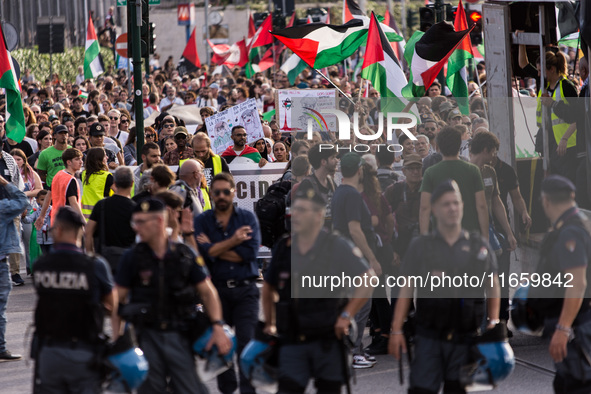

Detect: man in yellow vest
[170,159,211,221]
[191,133,230,188]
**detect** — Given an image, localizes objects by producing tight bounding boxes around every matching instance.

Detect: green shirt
[36,146,69,187]
[420,159,485,232]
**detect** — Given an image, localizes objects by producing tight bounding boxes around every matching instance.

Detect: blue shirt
[194,207,261,282]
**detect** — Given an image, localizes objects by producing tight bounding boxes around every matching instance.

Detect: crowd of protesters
[0,33,589,393]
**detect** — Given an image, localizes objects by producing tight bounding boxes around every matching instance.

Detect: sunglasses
[174,134,187,139]
[146,134,155,138]
[424,127,436,132]
[109,116,119,120]
[120,119,129,124]
[213,188,234,197]
[163,123,174,128]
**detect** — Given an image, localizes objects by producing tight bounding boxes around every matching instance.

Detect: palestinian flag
[384,9,407,71]
[0,23,25,143]
[246,14,273,77]
[343,0,364,23]
[248,14,256,38]
[402,22,471,98]
[272,20,371,69]
[221,145,262,164]
[84,15,103,79]
[446,0,473,114]
[559,32,579,48]
[287,12,296,28]
[177,27,202,76]
[281,53,309,85]
[361,12,407,112]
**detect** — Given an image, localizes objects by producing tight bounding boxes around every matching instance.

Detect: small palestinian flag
[343,0,364,23]
[361,12,407,112]
[447,0,473,115]
[0,23,25,142]
[402,22,471,98]
[84,15,104,80]
[177,27,202,76]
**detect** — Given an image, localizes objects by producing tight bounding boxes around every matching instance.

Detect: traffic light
[467,11,483,45]
[445,5,456,22]
[406,9,418,34]
[140,0,150,58]
[272,10,286,30]
[419,7,435,32]
[148,22,156,54]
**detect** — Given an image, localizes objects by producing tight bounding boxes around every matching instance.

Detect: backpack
[255,180,292,248]
[377,170,398,192]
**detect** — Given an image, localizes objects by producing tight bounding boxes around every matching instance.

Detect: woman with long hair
[123,126,150,166]
[28,129,52,168]
[359,155,395,355]
[11,148,42,201]
[73,136,91,154]
[81,147,114,220]
[163,136,177,154]
[25,123,40,153]
[272,141,290,163]
[88,100,100,116]
[23,105,37,127]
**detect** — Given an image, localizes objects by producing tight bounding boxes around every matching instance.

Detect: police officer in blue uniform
[262,183,375,393]
[33,206,117,393]
[528,175,591,393]
[390,180,500,394]
[114,197,231,394]
[194,173,262,394]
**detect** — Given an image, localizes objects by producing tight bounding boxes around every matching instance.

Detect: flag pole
[314,67,356,105]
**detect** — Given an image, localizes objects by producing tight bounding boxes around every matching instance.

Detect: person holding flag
[84,14,104,80]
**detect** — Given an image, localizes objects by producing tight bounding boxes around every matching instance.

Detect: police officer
[262,183,375,393]
[529,175,591,393]
[114,197,231,394]
[389,180,500,394]
[33,206,117,393]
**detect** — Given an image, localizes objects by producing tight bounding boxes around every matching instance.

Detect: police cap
[54,206,86,228]
[293,183,326,206]
[431,179,461,204]
[541,175,576,194]
[132,197,166,214]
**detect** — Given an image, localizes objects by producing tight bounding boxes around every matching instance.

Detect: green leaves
[12,46,115,83]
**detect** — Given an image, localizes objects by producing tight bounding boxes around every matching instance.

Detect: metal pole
[401,0,407,39]
[129,0,144,165]
[539,5,549,173]
[434,0,444,23]
[204,0,210,67]
[314,68,356,105]
[19,0,25,48]
[57,0,61,16]
[49,16,53,80]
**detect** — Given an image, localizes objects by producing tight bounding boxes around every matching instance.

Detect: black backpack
[255,180,292,248]
[377,170,398,192]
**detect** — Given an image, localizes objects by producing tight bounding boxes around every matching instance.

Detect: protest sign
[275,89,337,133]
[205,99,263,155]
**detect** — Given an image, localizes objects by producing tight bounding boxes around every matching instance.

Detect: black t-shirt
[3,139,33,158]
[203,155,230,188]
[0,157,11,183]
[331,184,375,246]
[73,110,90,118]
[493,159,519,211]
[103,173,114,197]
[89,195,137,248]
[65,179,78,205]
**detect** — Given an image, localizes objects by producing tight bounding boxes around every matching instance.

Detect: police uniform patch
[352,246,363,258]
[477,246,488,260]
[565,240,576,253]
[196,256,205,266]
[141,201,150,212]
[461,245,470,252]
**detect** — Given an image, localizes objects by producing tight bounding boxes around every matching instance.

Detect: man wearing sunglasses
[107,109,129,146]
[194,172,261,394]
[163,127,194,166]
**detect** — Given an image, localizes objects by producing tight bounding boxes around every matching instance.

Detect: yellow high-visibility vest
[81,170,111,220]
[536,78,576,148]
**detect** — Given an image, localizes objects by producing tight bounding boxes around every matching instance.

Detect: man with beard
[194,173,261,394]
[133,142,162,194]
[422,118,439,154]
[163,127,194,165]
[414,134,431,160]
[221,126,267,168]
[192,133,230,188]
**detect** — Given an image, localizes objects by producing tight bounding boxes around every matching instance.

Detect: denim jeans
[0,257,12,353]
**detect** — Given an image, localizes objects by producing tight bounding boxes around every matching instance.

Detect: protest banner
[275,89,337,133]
[205,98,264,155]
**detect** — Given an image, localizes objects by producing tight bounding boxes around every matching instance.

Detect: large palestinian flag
[402,22,471,98]
[446,0,473,114]
[209,39,247,67]
[361,12,407,113]
[0,23,25,142]
[177,27,202,75]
